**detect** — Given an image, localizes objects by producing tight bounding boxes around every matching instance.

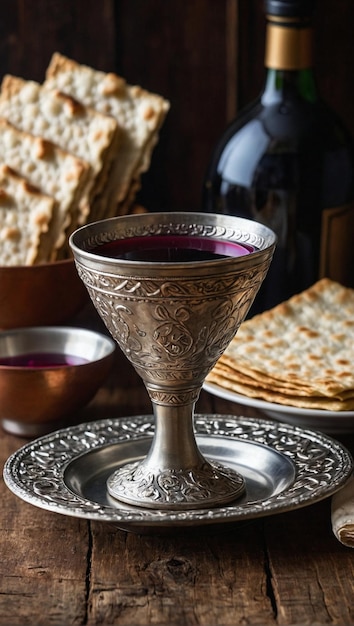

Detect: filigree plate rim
[3,414,353,529]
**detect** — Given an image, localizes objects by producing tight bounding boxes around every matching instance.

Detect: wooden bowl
[0,258,89,329]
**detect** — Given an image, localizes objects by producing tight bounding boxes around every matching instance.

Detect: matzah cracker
[0,75,120,225]
[44,52,170,217]
[0,165,55,265]
[207,365,354,410]
[206,278,354,410]
[0,118,90,259]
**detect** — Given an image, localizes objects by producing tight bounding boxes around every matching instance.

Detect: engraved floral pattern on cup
[77,263,268,386]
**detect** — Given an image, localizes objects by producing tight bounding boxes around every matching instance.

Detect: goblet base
[106,458,246,510]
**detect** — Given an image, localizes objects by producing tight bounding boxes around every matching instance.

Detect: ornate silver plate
[3,414,353,533]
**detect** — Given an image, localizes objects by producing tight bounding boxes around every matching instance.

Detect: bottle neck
[262,16,317,104]
[265,18,313,70]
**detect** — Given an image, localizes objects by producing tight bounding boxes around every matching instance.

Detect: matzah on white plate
[206,278,354,410]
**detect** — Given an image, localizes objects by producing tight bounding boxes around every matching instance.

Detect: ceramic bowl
[0,325,116,437]
[0,258,89,329]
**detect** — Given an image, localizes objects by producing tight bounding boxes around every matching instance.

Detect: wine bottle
[202,0,354,315]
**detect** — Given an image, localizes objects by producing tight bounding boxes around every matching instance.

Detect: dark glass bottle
[202,0,354,315]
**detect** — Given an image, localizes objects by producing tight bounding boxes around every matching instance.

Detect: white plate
[203,382,354,433]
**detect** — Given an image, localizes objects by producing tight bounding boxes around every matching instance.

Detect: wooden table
[1,305,354,625]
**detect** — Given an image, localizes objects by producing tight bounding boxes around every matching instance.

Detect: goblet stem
[144,402,205,469]
[107,397,246,510]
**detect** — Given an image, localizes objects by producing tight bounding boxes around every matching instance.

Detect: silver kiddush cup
[70,212,276,510]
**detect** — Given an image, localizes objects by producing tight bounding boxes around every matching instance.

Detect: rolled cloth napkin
[331,476,354,547]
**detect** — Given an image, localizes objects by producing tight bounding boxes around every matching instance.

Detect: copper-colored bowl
[0,258,89,329]
[0,326,116,437]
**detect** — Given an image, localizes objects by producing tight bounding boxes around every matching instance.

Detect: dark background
[0,0,353,213]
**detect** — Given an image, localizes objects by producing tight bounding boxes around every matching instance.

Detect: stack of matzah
[0,53,170,265]
[0,118,91,259]
[44,52,170,220]
[206,278,354,411]
[0,164,55,265]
